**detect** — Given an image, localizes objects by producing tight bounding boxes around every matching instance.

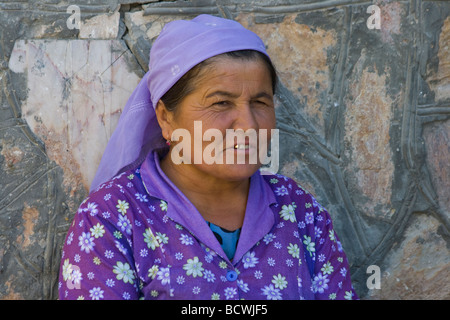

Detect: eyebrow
[205,90,273,100]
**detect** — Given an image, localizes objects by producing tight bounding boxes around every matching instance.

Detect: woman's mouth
[234,144,250,150]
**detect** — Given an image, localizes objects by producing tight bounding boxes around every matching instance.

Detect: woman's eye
[213,101,230,107]
[253,100,269,107]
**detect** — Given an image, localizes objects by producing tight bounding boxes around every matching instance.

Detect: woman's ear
[154,100,174,141]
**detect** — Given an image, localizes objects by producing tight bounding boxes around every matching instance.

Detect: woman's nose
[231,104,259,132]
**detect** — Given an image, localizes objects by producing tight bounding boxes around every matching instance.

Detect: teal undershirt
[207,222,241,261]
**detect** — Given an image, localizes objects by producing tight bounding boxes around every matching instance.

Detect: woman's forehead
[194,58,273,95]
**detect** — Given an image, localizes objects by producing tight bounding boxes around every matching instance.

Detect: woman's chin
[206,163,262,182]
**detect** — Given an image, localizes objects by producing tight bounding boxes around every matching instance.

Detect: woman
[59,14,357,300]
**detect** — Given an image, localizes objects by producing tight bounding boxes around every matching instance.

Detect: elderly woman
[59,14,357,300]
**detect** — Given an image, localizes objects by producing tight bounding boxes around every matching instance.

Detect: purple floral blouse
[59,152,357,300]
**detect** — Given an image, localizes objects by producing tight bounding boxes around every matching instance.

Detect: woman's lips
[234,144,250,150]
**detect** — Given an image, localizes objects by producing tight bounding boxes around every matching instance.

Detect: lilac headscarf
[90,14,269,193]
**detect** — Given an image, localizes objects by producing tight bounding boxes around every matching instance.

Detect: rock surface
[8,39,142,192]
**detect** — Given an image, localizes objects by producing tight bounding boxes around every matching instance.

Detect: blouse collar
[139,150,277,264]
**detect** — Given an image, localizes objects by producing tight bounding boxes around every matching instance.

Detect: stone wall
[0,0,449,300]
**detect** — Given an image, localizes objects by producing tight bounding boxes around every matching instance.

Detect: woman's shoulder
[78,169,147,214]
[89,170,143,197]
[261,172,329,214]
[261,172,311,199]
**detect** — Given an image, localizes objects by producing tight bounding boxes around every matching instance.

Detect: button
[226,270,238,282]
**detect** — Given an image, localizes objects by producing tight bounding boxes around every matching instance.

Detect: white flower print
[156,232,169,245]
[105,278,115,287]
[224,287,237,300]
[123,292,131,300]
[297,276,302,288]
[62,259,73,281]
[179,234,194,245]
[104,250,114,259]
[303,235,315,257]
[89,287,104,300]
[175,252,183,260]
[183,256,204,278]
[156,267,170,285]
[272,274,288,290]
[113,261,135,284]
[203,269,216,283]
[287,243,300,259]
[143,228,160,250]
[237,279,250,293]
[114,240,128,255]
[242,251,259,269]
[160,200,168,211]
[148,265,158,279]
[261,284,282,300]
[102,211,111,219]
[176,275,185,285]
[84,202,99,216]
[318,253,326,262]
[263,233,276,244]
[344,291,353,300]
[71,268,83,286]
[321,261,334,275]
[211,293,220,300]
[67,231,74,245]
[305,212,314,224]
[116,199,129,215]
[78,232,95,254]
[315,226,322,238]
[90,223,105,238]
[312,272,329,294]
[275,185,289,196]
[279,202,297,223]
[329,229,336,242]
[117,215,132,235]
[135,193,148,202]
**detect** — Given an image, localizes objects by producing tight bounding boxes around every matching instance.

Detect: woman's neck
[160,155,250,230]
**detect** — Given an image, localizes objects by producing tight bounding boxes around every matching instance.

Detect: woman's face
[159,57,276,182]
